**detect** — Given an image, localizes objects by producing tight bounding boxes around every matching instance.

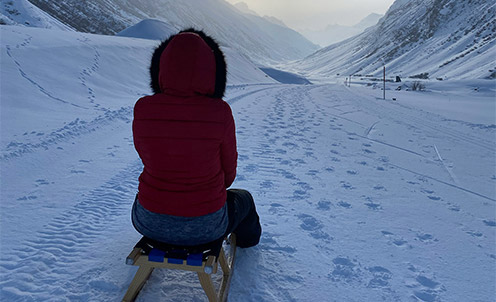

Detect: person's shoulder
[135,94,160,108]
[133,95,162,117]
[211,97,232,112]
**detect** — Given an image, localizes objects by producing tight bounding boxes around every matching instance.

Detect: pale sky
[225,0,395,30]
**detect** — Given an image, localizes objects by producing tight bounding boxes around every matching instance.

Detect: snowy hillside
[1,22,496,301]
[116,19,178,41]
[0,0,72,30]
[301,13,383,47]
[24,0,319,64]
[0,24,273,150]
[294,0,496,80]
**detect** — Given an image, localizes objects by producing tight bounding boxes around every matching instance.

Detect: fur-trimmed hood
[149,29,227,98]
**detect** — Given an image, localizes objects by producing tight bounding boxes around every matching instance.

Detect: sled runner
[122,234,237,302]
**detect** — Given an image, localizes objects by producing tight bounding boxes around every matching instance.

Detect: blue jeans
[131,189,261,248]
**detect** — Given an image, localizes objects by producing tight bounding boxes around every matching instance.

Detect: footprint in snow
[259,233,297,255]
[238,154,249,161]
[394,240,412,249]
[306,169,319,176]
[367,266,393,289]
[427,195,441,201]
[317,200,332,211]
[373,185,386,191]
[279,169,297,180]
[35,179,50,186]
[297,214,331,241]
[268,203,285,215]
[337,201,352,209]
[409,274,445,302]
[328,257,362,283]
[243,164,258,173]
[363,148,376,154]
[340,181,355,190]
[304,151,315,158]
[292,158,306,165]
[260,180,274,190]
[17,195,38,201]
[291,189,309,201]
[381,231,409,248]
[420,189,442,201]
[483,220,496,227]
[466,230,483,238]
[415,233,438,243]
[448,203,460,212]
[364,197,382,210]
[381,230,394,236]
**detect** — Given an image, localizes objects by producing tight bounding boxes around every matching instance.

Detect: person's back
[131,29,261,248]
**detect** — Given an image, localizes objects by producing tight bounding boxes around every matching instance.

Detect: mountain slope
[25,0,319,64]
[0,0,72,30]
[295,0,496,80]
[301,13,383,47]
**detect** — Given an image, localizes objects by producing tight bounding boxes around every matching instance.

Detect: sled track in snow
[344,86,495,152]
[0,161,141,300]
[0,107,132,161]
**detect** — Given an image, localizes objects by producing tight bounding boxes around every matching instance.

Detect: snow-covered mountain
[0,0,73,30]
[232,2,287,27]
[295,0,496,81]
[24,0,319,64]
[301,13,383,47]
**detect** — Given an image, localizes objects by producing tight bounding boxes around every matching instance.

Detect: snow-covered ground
[1,25,495,302]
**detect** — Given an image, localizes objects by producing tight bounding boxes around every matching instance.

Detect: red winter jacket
[133,32,237,217]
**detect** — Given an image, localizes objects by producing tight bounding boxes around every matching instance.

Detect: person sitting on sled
[131,28,262,248]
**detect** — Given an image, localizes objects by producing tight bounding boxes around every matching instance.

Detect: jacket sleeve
[220,103,237,188]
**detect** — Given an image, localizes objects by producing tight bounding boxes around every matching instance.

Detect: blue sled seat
[132,236,225,267]
[123,235,237,302]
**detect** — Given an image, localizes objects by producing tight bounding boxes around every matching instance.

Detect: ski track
[1,83,494,301]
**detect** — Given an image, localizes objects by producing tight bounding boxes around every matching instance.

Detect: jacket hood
[149,29,227,98]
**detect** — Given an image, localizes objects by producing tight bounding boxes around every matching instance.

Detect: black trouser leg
[225,189,262,248]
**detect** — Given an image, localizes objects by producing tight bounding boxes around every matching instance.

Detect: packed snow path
[1,83,495,301]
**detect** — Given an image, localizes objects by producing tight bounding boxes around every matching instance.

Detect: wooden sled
[122,234,237,302]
